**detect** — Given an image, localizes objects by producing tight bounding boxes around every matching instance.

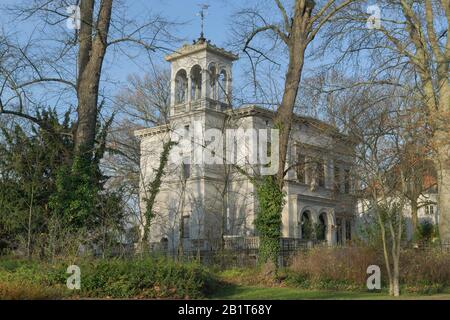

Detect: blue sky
[0,0,342,119]
[0,0,253,112]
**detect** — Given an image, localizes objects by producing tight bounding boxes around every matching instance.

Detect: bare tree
[233,0,359,187]
[0,0,177,157]
[321,0,450,242]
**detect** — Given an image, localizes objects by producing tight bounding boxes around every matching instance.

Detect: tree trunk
[275,47,306,188]
[436,138,450,243]
[433,67,450,243]
[74,0,113,154]
[410,200,419,240]
[27,187,34,260]
[177,187,186,261]
[392,270,400,297]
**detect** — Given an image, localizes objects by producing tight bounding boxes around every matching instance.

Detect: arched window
[317,212,327,241]
[160,237,168,251]
[208,64,217,99]
[175,69,188,104]
[190,65,202,101]
[218,70,227,102]
[300,211,312,240]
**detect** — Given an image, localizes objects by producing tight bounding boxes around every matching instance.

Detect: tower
[165,37,238,117]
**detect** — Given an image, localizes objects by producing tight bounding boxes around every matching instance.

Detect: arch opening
[317,212,327,241]
[190,65,202,101]
[218,70,228,103]
[175,69,188,104]
[208,64,217,100]
[300,210,313,240]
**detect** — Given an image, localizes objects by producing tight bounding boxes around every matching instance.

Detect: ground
[210,285,450,300]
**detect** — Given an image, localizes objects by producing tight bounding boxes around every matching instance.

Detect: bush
[286,246,381,291]
[416,220,436,241]
[286,246,450,293]
[0,257,217,299]
[400,248,450,292]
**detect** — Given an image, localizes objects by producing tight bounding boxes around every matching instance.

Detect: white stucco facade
[135,38,357,251]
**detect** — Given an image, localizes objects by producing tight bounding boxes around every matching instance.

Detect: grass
[209,285,450,300]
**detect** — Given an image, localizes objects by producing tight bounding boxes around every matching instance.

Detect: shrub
[0,281,66,300]
[75,258,215,299]
[286,246,450,293]
[400,248,450,292]
[286,246,381,291]
[0,257,217,299]
[416,220,436,241]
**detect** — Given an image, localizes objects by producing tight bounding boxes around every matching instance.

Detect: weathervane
[197,4,210,40]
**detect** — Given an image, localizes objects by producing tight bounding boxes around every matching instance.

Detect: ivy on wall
[254,175,285,270]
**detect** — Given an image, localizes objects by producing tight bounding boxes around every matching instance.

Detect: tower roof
[165,38,238,62]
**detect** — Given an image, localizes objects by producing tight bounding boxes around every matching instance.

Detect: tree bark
[410,199,418,239]
[27,186,34,260]
[436,139,450,243]
[74,0,113,154]
[274,0,313,188]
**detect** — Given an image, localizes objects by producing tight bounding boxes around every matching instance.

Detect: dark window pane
[345,220,351,240]
[344,169,351,194]
[182,216,190,238]
[317,159,325,187]
[334,166,341,192]
[297,154,306,183]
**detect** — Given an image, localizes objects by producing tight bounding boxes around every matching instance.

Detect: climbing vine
[141,140,177,245]
[254,175,285,269]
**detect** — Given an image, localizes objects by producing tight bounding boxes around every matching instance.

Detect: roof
[165,38,239,62]
[134,105,352,142]
[227,105,352,142]
[134,124,169,138]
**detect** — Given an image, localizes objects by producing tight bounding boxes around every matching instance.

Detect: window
[334,166,341,192]
[267,141,272,158]
[300,211,312,240]
[317,159,325,187]
[182,156,190,179]
[208,64,217,99]
[190,65,202,101]
[218,70,227,102]
[182,163,190,179]
[160,237,168,251]
[344,169,351,194]
[317,213,327,241]
[182,216,190,238]
[175,69,188,104]
[345,220,352,241]
[426,205,435,215]
[297,154,306,183]
[336,218,343,245]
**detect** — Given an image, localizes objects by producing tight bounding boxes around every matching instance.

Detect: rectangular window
[334,166,341,192]
[182,216,190,238]
[297,154,306,183]
[336,218,343,245]
[345,220,352,241]
[182,156,190,179]
[344,169,351,194]
[317,159,325,187]
[182,163,190,179]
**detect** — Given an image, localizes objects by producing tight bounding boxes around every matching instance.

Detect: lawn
[210,285,450,300]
